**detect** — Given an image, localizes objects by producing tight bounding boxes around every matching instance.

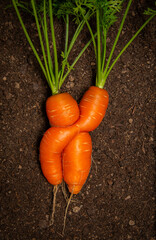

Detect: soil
[0,1,156,240]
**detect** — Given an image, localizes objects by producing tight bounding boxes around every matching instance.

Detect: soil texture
[0,1,156,239]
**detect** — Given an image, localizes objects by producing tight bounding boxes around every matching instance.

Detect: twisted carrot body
[39,125,79,185]
[76,86,109,132]
[40,86,109,194]
[63,132,92,194]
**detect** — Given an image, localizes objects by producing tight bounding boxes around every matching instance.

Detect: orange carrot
[46,93,80,127]
[39,125,79,185]
[75,86,109,132]
[62,132,92,194]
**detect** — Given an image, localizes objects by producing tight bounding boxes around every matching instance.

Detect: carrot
[75,86,109,132]
[63,132,92,194]
[39,125,79,185]
[46,93,80,127]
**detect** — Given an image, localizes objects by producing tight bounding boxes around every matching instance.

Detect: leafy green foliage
[96,0,123,31]
[144,2,156,16]
[53,0,94,23]
[12,0,94,94]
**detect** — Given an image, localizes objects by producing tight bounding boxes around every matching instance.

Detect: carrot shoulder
[46,93,80,127]
[75,86,109,132]
[63,132,92,194]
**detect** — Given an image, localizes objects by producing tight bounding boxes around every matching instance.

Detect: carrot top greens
[76,0,156,88]
[12,0,156,92]
[12,0,93,95]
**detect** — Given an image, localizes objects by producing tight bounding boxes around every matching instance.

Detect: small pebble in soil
[91,62,96,66]
[10,55,15,61]
[18,165,22,169]
[125,195,131,200]
[69,75,75,81]
[15,82,20,89]
[107,179,113,186]
[129,220,135,226]
[70,82,74,88]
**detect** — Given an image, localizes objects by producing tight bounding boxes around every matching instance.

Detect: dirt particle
[5,92,13,100]
[129,220,135,226]
[129,118,133,124]
[3,76,7,81]
[10,55,15,61]
[18,165,22,169]
[15,82,20,89]
[107,179,113,186]
[150,137,154,141]
[73,206,82,213]
[70,82,75,88]
[125,195,131,200]
[91,62,96,66]
[69,75,75,81]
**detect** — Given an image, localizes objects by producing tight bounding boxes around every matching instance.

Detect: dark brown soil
[1,1,156,240]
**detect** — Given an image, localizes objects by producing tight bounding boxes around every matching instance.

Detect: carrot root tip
[49,185,59,226]
[62,191,73,235]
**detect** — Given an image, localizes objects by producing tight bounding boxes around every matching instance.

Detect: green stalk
[12,0,47,81]
[49,0,59,89]
[59,34,96,89]
[31,0,54,93]
[100,0,133,87]
[104,13,155,81]
[59,16,87,85]
[65,19,85,59]
[80,9,97,56]
[43,0,54,85]
[58,14,70,85]
[64,14,69,55]
[101,26,107,72]
[96,8,101,87]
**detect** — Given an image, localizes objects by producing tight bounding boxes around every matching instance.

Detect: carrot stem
[105,13,155,80]
[49,0,59,89]
[101,0,133,88]
[101,26,107,73]
[12,0,48,82]
[96,8,101,87]
[31,0,55,93]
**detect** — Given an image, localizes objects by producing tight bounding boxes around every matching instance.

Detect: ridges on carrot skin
[46,93,80,127]
[62,132,92,194]
[75,86,109,132]
[39,125,80,185]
